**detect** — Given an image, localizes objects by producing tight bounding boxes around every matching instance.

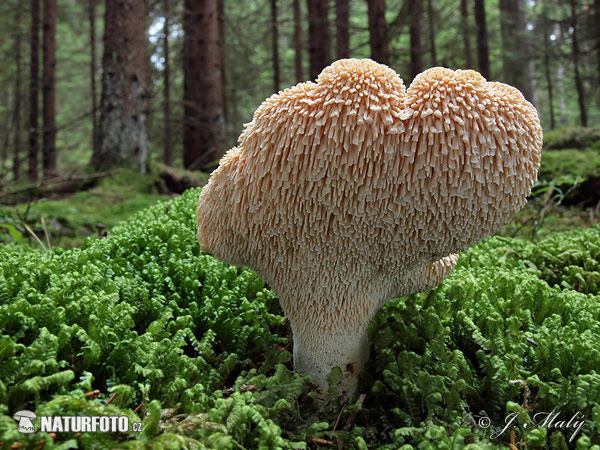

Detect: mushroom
[197,59,542,398]
[13,410,37,433]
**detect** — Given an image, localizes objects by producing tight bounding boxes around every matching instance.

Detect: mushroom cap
[197,59,542,333]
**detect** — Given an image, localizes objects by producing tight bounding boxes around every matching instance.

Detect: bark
[408,0,422,80]
[183,0,225,170]
[163,0,172,165]
[596,0,600,85]
[89,0,98,156]
[217,0,226,123]
[42,0,57,178]
[460,0,472,68]
[542,17,555,129]
[271,0,280,92]
[95,0,149,173]
[426,0,437,66]
[293,0,303,82]
[498,0,535,103]
[473,0,490,79]
[569,0,587,126]
[14,2,23,181]
[367,0,389,65]
[28,0,40,181]
[307,0,330,80]
[336,0,350,59]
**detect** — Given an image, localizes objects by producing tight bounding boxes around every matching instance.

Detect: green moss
[538,149,600,182]
[543,126,600,150]
[1,189,599,449]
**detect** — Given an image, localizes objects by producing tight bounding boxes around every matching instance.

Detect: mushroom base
[292,325,370,400]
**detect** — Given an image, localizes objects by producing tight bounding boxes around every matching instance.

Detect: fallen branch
[0,169,120,200]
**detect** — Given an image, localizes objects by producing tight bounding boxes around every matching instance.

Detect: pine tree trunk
[89,0,98,156]
[499,0,534,102]
[293,0,303,82]
[596,0,600,86]
[95,0,149,173]
[217,0,226,124]
[460,0,472,68]
[183,0,225,170]
[28,0,40,181]
[426,0,437,66]
[271,0,280,92]
[42,0,57,178]
[543,31,555,130]
[408,0,422,80]
[163,0,172,166]
[367,0,389,65]
[336,0,349,59]
[473,0,490,79]
[14,2,23,181]
[569,0,587,126]
[307,0,330,80]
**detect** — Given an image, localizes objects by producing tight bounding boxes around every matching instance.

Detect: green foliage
[543,127,600,150]
[537,149,600,182]
[1,189,600,448]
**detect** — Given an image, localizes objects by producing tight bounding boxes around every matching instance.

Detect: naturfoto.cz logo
[13,410,143,433]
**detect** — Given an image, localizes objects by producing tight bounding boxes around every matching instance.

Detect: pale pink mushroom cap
[197,59,542,397]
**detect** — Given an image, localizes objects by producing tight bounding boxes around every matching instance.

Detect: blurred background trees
[0,0,599,182]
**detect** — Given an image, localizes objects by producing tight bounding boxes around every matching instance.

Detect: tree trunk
[183,0,225,170]
[336,0,349,59]
[307,0,330,80]
[95,0,149,173]
[543,34,555,130]
[293,0,303,82]
[271,0,280,92]
[498,0,534,102]
[596,0,600,86]
[89,0,98,157]
[14,1,23,181]
[473,0,490,79]
[367,0,389,65]
[28,0,40,181]
[569,0,587,126]
[218,0,226,124]
[426,0,436,66]
[163,0,172,166]
[42,0,57,178]
[460,0,472,68]
[408,0,422,80]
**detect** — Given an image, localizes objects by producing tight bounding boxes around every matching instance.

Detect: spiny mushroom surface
[197,59,543,398]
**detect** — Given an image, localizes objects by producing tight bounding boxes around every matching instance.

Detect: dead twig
[343,394,366,431]
[22,222,47,252]
[0,169,120,199]
[40,215,51,251]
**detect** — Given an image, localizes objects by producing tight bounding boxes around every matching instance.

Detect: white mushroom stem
[287,254,460,399]
[292,322,370,397]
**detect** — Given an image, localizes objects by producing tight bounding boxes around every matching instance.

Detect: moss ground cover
[1,188,599,449]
